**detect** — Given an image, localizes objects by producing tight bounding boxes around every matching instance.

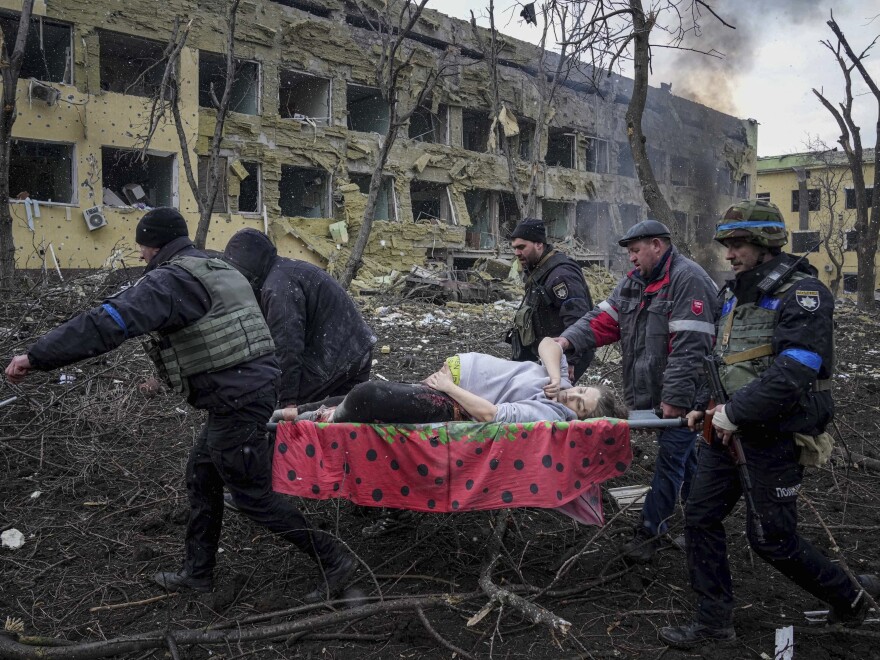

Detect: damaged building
[5,0,756,283]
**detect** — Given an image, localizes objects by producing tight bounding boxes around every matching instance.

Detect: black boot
[658,621,736,649]
[829,574,880,625]
[153,569,213,593]
[303,550,356,604]
[621,526,660,563]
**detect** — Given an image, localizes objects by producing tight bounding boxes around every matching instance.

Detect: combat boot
[621,525,660,563]
[303,550,356,603]
[153,569,213,593]
[829,574,880,625]
[658,621,736,649]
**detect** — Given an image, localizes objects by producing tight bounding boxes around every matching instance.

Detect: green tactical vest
[716,271,830,396]
[145,255,275,395]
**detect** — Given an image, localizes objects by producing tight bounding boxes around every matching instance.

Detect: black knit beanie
[510,217,546,243]
[135,207,189,248]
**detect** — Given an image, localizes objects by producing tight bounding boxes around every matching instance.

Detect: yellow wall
[756,161,878,295]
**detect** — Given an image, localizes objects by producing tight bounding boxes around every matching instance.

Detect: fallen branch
[478,513,572,635]
[89,593,178,613]
[0,595,461,659]
[415,606,475,660]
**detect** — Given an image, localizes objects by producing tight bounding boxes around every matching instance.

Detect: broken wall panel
[197,156,228,213]
[238,161,261,213]
[350,173,396,221]
[280,165,329,218]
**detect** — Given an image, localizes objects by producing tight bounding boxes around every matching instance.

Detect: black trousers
[685,433,858,626]
[296,350,373,405]
[184,390,338,579]
[298,381,457,423]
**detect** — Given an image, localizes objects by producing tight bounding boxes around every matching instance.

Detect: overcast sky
[440,1,880,158]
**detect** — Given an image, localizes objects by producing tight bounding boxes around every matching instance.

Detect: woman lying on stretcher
[280,338,626,425]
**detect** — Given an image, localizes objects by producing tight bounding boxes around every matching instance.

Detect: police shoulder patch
[795,290,820,312]
[552,282,569,300]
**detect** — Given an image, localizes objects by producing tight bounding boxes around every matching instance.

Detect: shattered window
[197,156,228,213]
[757,191,771,201]
[280,165,329,218]
[516,120,535,161]
[280,69,330,124]
[542,200,573,239]
[843,273,857,293]
[547,129,576,169]
[461,108,491,152]
[0,12,71,83]
[199,52,260,115]
[791,189,820,212]
[498,192,521,237]
[845,229,858,251]
[410,180,453,224]
[10,139,74,204]
[99,31,167,97]
[575,200,607,248]
[736,174,751,198]
[102,147,175,209]
[347,84,389,134]
[409,103,447,144]
[238,161,260,214]
[584,137,609,174]
[350,173,396,221]
[464,189,491,247]
[270,0,332,17]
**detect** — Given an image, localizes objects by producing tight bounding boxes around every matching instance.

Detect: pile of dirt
[1,274,879,659]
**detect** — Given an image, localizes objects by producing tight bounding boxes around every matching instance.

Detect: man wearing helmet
[659,200,879,648]
[555,219,719,563]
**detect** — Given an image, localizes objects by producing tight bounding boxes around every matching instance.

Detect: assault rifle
[704,355,765,543]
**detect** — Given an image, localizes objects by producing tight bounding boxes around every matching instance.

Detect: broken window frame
[461,108,491,152]
[198,51,262,116]
[515,119,536,161]
[542,200,575,240]
[790,230,820,253]
[616,141,636,178]
[584,136,610,174]
[756,191,771,202]
[546,129,577,169]
[0,11,72,84]
[197,155,229,214]
[101,147,177,209]
[279,68,332,125]
[410,179,454,225]
[9,138,76,205]
[790,188,820,213]
[350,173,398,222]
[463,188,493,248]
[99,30,169,97]
[845,229,858,252]
[575,200,608,249]
[346,83,390,134]
[237,161,261,215]
[736,174,751,198]
[843,272,858,293]
[279,165,331,218]
[408,102,448,144]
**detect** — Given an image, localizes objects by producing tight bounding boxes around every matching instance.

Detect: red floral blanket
[272,419,631,526]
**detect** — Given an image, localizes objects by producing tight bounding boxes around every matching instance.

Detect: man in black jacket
[5,208,354,602]
[224,229,376,410]
[508,218,593,380]
[659,200,879,648]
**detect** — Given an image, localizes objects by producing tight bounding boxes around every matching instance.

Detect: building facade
[756,149,878,296]
[4,0,756,281]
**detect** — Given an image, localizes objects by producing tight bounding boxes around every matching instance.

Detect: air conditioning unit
[823,264,833,273]
[83,206,107,231]
[29,80,61,106]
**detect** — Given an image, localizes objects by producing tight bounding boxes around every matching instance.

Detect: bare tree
[137,0,242,250]
[470,1,586,233]
[804,139,850,296]
[0,0,36,286]
[337,0,452,289]
[813,11,880,309]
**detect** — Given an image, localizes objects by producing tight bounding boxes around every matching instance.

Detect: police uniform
[660,200,878,649]
[19,208,353,600]
[509,219,594,380]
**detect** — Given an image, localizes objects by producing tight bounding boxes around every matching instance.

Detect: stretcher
[270,415,680,526]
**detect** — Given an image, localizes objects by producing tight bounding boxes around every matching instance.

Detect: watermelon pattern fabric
[272,419,631,526]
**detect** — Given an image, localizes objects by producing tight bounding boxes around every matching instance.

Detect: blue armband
[102,303,129,338]
[779,348,821,372]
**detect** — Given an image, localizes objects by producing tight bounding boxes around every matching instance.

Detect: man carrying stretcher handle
[554,219,719,563]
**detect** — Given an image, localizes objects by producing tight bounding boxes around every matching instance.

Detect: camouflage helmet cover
[714,199,788,248]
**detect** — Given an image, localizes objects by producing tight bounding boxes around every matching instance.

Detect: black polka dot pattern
[501,491,513,503]
[366,449,377,461]
[305,444,315,457]
[372,489,383,502]
[287,469,297,481]
[542,455,552,468]
[417,464,429,477]
[278,443,288,454]
[514,459,524,470]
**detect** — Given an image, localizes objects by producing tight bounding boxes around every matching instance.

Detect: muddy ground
[1,273,880,659]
